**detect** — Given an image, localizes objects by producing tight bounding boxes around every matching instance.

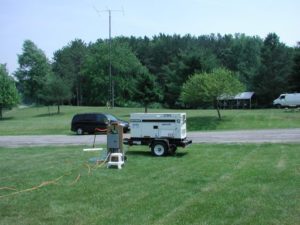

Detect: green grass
[0,144,299,225]
[1,106,300,135]
[187,109,300,131]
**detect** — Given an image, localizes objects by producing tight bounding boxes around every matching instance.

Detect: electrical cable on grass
[0,174,65,199]
[84,163,92,176]
[0,148,110,199]
[69,174,81,186]
[93,153,111,169]
[0,187,17,191]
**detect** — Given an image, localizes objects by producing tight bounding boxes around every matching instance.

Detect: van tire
[151,142,168,157]
[76,128,83,135]
[274,104,281,109]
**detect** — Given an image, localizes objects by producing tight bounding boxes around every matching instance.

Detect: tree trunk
[216,106,221,120]
[57,104,60,114]
[76,86,79,106]
[0,106,2,120]
[215,100,222,120]
[144,104,148,113]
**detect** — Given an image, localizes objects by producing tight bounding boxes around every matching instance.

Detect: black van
[71,113,130,135]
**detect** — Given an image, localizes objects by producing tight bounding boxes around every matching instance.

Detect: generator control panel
[107,122,123,153]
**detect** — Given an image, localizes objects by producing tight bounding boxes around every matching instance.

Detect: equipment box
[124,113,192,156]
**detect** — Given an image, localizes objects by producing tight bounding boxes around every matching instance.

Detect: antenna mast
[95,7,124,109]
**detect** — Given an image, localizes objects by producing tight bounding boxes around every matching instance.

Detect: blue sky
[1,0,299,73]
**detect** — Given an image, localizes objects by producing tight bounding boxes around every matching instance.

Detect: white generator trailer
[123,113,192,156]
[273,93,300,108]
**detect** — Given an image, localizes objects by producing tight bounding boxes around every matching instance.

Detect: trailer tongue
[123,113,192,156]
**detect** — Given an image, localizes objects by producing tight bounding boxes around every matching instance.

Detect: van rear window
[96,114,106,122]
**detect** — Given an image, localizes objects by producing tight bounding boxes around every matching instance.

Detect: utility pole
[94,7,124,109]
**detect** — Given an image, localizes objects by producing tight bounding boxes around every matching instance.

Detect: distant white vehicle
[273,93,300,108]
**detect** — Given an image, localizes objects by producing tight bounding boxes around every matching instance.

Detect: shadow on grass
[0,116,14,121]
[34,112,66,118]
[187,116,231,131]
[127,150,188,158]
[126,150,151,157]
[119,113,130,116]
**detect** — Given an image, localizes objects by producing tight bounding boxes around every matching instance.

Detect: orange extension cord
[0,153,110,199]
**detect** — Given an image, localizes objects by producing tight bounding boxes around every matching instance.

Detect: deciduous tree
[0,64,19,119]
[52,39,87,106]
[82,40,148,106]
[39,73,72,114]
[15,40,51,104]
[181,68,244,119]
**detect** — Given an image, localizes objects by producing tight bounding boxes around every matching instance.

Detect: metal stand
[106,122,125,169]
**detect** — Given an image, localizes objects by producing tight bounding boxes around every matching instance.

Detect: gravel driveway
[0,128,300,148]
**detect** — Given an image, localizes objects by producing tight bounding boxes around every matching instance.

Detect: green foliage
[125,33,263,108]
[14,34,297,108]
[14,40,51,104]
[181,68,244,119]
[81,40,148,106]
[289,43,300,92]
[38,73,72,114]
[230,34,262,90]
[133,69,161,112]
[253,33,294,106]
[161,48,219,107]
[0,64,19,119]
[52,39,87,106]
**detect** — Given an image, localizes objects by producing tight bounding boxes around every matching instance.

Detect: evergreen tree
[133,69,161,113]
[253,33,293,106]
[161,48,219,108]
[289,42,300,92]
[230,34,262,90]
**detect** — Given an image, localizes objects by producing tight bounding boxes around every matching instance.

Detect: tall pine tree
[289,42,300,92]
[134,69,161,113]
[253,33,293,106]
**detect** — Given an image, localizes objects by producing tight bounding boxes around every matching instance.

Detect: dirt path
[0,128,300,148]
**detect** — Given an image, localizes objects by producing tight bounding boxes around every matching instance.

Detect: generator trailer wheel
[151,142,168,156]
[76,128,83,135]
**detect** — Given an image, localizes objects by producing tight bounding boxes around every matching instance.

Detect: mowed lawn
[1,106,300,135]
[0,144,299,225]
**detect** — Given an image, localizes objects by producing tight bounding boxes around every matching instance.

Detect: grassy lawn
[0,144,299,225]
[1,106,300,135]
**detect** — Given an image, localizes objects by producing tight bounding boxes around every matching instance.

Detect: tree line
[1,32,300,116]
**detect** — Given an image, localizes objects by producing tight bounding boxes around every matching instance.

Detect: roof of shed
[234,92,255,100]
[218,92,255,100]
